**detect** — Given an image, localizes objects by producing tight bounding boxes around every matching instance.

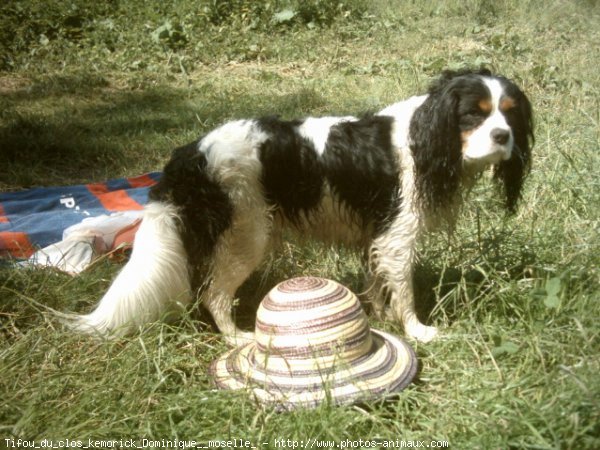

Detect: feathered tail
[70,202,192,337]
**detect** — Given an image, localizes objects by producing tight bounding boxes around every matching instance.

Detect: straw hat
[209,277,418,410]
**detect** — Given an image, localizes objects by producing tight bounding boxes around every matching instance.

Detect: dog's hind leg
[201,211,272,347]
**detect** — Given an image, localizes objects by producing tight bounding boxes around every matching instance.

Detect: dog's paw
[406,323,438,343]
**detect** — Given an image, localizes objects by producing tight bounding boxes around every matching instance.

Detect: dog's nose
[491,128,510,145]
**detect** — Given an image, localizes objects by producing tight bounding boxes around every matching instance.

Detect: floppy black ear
[493,90,534,213]
[409,73,465,213]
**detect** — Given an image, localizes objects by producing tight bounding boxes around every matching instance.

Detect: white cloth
[23,211,143,274]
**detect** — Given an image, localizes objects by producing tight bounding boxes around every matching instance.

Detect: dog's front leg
[388,272,438,343]
[371,223,438,343]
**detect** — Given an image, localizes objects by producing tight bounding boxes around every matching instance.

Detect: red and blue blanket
[0,173,161,259]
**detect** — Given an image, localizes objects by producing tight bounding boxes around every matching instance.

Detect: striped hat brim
[209,329,418,410]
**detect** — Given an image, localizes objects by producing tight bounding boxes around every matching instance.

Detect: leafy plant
[152,21,188,50]
[531,277,563,309]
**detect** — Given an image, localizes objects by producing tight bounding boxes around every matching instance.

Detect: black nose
[491,128,510,145]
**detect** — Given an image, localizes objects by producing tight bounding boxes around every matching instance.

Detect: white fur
[378,95,427,121]
[463,78,513,164]
[71,202,191,337]
[297,116,355,154]
[200,119,267,173]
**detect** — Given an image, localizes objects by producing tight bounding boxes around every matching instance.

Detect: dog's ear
[410,75,464,212]
[493,91,534,213]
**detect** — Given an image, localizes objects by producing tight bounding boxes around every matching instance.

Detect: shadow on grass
[193,225,538,336]
[0,72,328,188]
[1,81,196,187]
[413,229,538,326]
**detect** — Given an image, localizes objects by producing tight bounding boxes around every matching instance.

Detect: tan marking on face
[500,96,517,112]
[478,98,492,114]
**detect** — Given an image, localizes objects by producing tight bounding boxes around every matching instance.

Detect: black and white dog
[71,69,533,344]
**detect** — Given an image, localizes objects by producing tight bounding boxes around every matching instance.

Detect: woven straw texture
[210,277,418,410]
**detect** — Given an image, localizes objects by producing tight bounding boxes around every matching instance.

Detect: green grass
[1,0,599,448]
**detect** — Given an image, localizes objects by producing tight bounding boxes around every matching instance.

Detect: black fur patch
[322,115,401,234]
[257,115,401,234]
[149,140,234,271]
[257,116,324,224]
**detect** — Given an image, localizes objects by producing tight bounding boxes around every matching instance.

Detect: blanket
[0,173,161,272]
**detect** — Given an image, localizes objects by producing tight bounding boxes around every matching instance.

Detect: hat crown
[254,277,373,373]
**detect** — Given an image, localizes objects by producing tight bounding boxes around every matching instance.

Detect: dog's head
[410,69,534,214]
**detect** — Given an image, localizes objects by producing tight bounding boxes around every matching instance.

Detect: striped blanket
[0,173,160,270]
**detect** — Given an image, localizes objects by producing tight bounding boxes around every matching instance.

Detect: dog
[70,69,534,345]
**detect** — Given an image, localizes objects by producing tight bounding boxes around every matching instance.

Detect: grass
[1,0,599,448]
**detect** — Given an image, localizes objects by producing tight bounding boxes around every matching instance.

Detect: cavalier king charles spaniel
[70,69,534,345]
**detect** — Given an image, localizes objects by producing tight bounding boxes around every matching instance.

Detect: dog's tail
[70,201,192,337]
